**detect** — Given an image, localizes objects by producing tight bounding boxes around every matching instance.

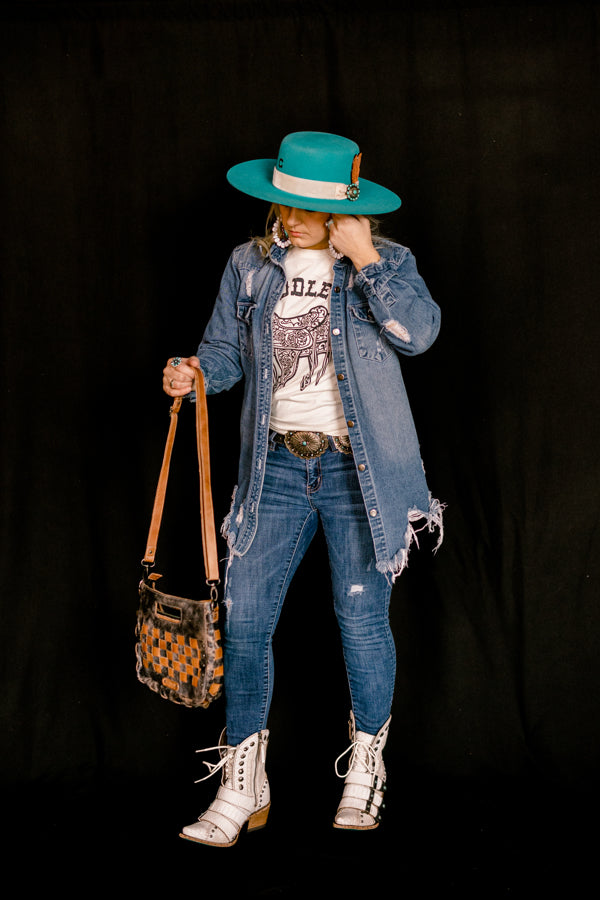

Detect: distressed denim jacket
[196,239,444,579]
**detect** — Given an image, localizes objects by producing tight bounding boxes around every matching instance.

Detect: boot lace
[193,738,234,784]
[334,738,377,778]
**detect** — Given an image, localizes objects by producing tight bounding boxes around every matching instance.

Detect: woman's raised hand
[327,215,380,270]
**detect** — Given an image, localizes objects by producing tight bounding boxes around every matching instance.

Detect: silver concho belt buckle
[284,431,329,459]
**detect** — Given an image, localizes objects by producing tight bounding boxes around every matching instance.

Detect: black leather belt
[270,430,352,459]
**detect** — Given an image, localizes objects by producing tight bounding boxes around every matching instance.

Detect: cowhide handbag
[135,368,223,708]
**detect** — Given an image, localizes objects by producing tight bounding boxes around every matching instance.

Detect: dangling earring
[326,218,344,259]
[328,240,344,259]
[272,217,291,248]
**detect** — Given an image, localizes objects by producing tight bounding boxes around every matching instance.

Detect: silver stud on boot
[180,729,270,847]
[333,712,391,830]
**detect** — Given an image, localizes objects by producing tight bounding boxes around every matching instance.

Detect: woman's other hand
[327,215,380,270]
[162,356,200,396]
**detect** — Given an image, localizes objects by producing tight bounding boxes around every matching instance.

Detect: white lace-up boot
[333,711,391,830]
[180,729,270,847]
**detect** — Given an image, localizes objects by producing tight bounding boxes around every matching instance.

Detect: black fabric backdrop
[1,1,599,894]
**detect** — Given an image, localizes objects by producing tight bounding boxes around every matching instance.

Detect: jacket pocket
[236,300,256,359]
[349,303,392,362]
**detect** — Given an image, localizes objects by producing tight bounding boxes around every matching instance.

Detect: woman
[163,131,443,846]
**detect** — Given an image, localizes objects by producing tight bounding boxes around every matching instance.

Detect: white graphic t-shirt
[269,247,347,435]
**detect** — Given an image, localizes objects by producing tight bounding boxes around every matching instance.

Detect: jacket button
[337,373,345,381]
[334,286,341,293]
[358,463,366,472]
[370,508,378,517]
[347,420,354,428]
[332,328,340,336]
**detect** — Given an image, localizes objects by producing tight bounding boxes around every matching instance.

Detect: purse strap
[142,368,220,587]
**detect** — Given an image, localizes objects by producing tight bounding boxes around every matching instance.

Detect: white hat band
[272,166,351,201]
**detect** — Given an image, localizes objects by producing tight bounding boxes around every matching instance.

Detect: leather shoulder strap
[142,369,219,586]
[193,368,220,583]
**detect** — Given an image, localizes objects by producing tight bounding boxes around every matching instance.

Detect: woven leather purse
[135,368,223,708]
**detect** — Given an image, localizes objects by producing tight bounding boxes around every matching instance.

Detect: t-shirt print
[270,247,346,435]
[272,302,331,393]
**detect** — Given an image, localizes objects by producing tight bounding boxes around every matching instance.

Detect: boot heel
[247,802,270,832]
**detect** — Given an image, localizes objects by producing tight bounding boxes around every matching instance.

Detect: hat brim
[226,158,401,214]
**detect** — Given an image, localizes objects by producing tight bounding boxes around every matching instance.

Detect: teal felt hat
[226,131,401,214]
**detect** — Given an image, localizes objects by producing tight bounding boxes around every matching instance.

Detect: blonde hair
[251,204,386,257]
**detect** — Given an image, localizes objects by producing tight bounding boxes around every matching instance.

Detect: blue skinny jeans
[222,437,396,745]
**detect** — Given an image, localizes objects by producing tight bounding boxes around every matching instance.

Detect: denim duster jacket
[196,239,444,581]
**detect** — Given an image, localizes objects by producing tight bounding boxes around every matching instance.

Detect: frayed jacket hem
[376,494,446,582]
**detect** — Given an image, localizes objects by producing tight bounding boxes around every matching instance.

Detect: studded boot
[333,712,391,830]
[180,729,270,847]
